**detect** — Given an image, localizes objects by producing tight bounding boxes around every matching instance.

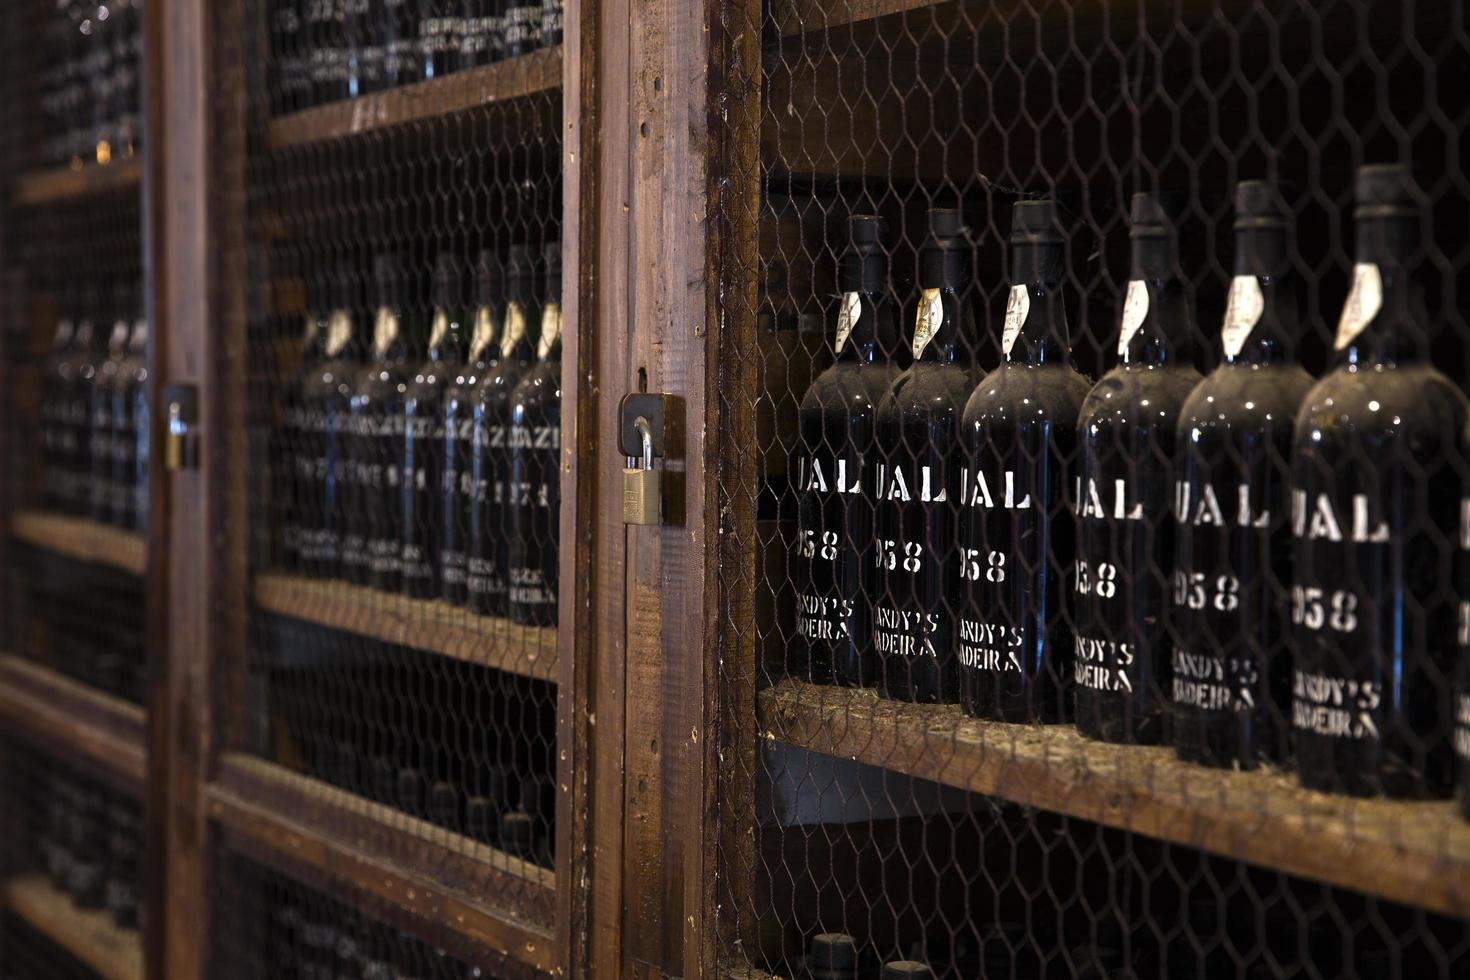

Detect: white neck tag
[1221,275,1264,359]
[834,291,861,354]
[1002,284,1029,357]
[913,288,943,359]
[1335,262,1382,351]
[1117,280,1149,356]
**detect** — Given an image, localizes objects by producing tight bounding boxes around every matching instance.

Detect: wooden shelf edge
[0,655,146,792]
[267,47,563,151]
[13,157,143,207]
[253,572,558,682]
[759,678,1470,918]
[208,754,555,972]
[11,511,147,576]
[2,874,143,980]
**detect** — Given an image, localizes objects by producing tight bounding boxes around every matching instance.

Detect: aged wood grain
[11,511,147,575]
[3,874,145,980]
[760,678,1470,920]
[13,157,143,207]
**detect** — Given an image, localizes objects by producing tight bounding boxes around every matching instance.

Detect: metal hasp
[620,392,676,526]
[162,383,199,471]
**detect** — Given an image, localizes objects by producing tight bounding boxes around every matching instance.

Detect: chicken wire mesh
[714,1,1470,977]
[209,0,564,945]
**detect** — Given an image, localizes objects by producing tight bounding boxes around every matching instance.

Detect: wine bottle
[1073,192,1201,745]
[280,270,328,570]
[502,0,541,56]
[112,282,149,530]
[300,263,363,578]
[458,0,501,68]
[872,208,977,703]
[540,0,562,47]
[270,0,308,113]
[420,0,461,80]
[1291,164,1467,798]
[90,283,131,524]
[403,253,468,599]
[958,200,1091,723]
[348,255,417,591]
[807,934,861,980]
[793,214,901,686]
[352,0,384,94]
[60,286,99,516]
[1171,181,1313,769]
[381,0,421,87]
[109,0,139,157]
[443,250,503,605]
[507,241,562,626]
[306,0,348,105]
[41,303,76,511]
[468,245,539,615]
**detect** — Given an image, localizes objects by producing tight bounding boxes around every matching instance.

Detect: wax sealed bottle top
[880,961,933,980]
[1129,191,1184,280]
[1355,163,1417,216]
[431,252,465,310]
[808,933,859,979]
[1010,199,1065,284]
[1232,180,1291,279]
[919,207,969,287]
[838,214,890,293]
[374,254,405,308]
[475,249,503,308]
[1234,179,1289,228]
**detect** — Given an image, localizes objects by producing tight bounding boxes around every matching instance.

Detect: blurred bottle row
[35,765,144,934]
[39,0,143,167]
[40,279,150,532]
[269,0,564,114]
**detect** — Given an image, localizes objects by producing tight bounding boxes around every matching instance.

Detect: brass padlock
[622,419,661,525]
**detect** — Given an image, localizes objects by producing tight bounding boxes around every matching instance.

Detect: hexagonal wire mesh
[714,2,1470,977]
[210,0,563,968]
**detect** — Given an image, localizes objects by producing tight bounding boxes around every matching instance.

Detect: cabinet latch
[163,383,199,471]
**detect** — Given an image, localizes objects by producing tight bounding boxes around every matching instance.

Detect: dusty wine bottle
[61,286,100,516]
[41,303,77,510]
[507,241,562,626]
[1073,192,1201,744]
[380,0,421,87]
[89,283,132,524]
[280,269,327,569]
[306,0,349,105]
[959,200,1090,723]
[807,934,861,980]
[1291,164,1467,798]
[299,263,362,578]
[347,255,417,591]
[442,249,503,605]
[111,282,149,530]
[468,244,539,615]
[793,214,901,686]
[503,0,541,56]
[419,0,461,80]
[872,208,977,703]
[402,253,468,599]
[1171,181,1313,769]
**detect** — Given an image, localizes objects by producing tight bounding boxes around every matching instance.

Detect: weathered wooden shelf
[0,654,146,791]
[13,157,143,207]
[268,47,562,151]
[11,511,147,576]
[759,678,1470,919]
[2,874,143,980]
[253,572,557,683]
[208,754,555,973]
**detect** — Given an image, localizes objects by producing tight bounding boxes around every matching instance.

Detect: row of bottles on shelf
[791,163,1470,807]
[40,279,150,531]
[35,766,143,933]
[276,242,562,628]
[304,738,553,865]
[40,0,143,167]
[269,0,564,113]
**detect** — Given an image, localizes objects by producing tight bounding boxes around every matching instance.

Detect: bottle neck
[1338,214,1425,365]
[1004,241,1071,365]
[1224,225,1299,366]
[1120,236,1195,367]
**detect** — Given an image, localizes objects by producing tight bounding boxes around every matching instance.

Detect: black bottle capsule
[1074,192,1202,745]
[1171,181,1314,769]
[507,241,562,627]
[1291,165,1467,798]
[468,245,539,615]
[347,255,418,591]
[403,254,468,599]
[112,285,149,530]
[299,264,363,578]
[958,200,1091,723]
[442,250,503,605]
[793,214,902,686]
[880,963,933,980]
[872,208,978,703]
[807,933,860,980]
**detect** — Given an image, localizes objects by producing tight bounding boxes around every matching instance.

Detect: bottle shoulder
[512,360,563,410]
[1295,363,1470,445]
[1178,362,1315,431]
[1078,362,1203,427]
[878,362,977,420]
[801,361,900,413]
[961,362,1092,426]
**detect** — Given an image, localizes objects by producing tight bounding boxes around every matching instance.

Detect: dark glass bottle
[352,0,384,94]
[1073,192,1202,745]
[270,0,307,113]
[1291,164,1467,798]
[300,264,363,578]
[60,288,99,516]
[381,0,421,87]
[458,0,501,67]
[111,284,149,530]
[958,200,1091,723]
[348,255,417,591]
[86,2,114,164]
[1171,181,1313,769]
[420,0,461,80]
[539,0,562,47]
[307,0,349,105]
[90,285,131,524]
[41,305,77,511]
[443,250,502,605]
[109,0,139,157]
[403,254,468,599]
[104,794,140,929]
[872,208,977,703]
[280,272,328,570]
[507,242,562,626]
[468,245,539,615]
[793,215,901,686]
[502,0,541,57]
